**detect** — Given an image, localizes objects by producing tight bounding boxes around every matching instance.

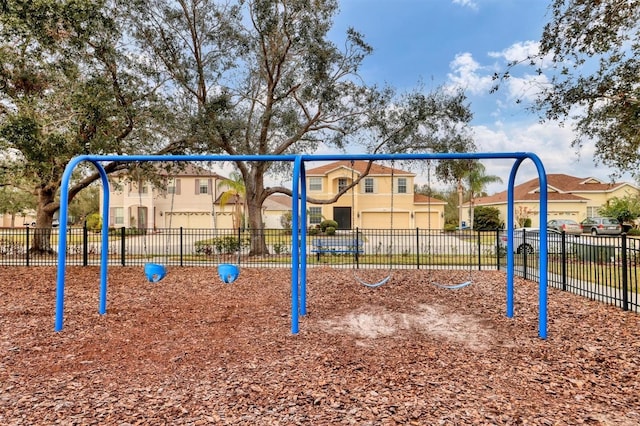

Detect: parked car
[580,217,622,236]
[500,228,577,255]
[547,219,582,236]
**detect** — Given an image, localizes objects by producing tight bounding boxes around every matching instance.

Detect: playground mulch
[1,266,640,425]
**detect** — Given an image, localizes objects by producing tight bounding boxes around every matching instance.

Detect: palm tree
[464,162,503,229]
[218,172,246,229]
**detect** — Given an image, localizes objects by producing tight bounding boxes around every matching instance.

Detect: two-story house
[470,174,640,228]
[305,160,446,230]
[102,164,293,230]
[103,165,233,229]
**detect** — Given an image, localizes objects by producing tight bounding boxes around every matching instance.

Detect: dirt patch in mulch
[1,266,640,425]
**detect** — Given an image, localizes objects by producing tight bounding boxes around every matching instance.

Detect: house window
[309,207,322,224]
[309,177,322,191]
[338,177,348,193]
[364,177,374,193]
[397,177,407,194]
[167,178,182,195]
[198,179,209,194]
[138,182,148,195]
[112,207,124,225]
[586,206,600,218]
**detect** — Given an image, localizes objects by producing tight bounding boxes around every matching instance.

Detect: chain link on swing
[425,159,472,290]
[351,159,394,288]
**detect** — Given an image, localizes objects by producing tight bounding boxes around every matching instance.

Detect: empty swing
[212,166,240,284]
[352,160,394,288]
[425,160,472,290]
[144,174,176,283]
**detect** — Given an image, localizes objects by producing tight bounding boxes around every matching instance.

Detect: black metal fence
[1,226,638,313]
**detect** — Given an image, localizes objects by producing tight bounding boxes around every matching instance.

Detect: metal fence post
[495,229,500,271]
[522,229,528,281]
[561,231,567,291]
[180,227,184,267]
[622,233,628,311]
[415,228,420,269]
[120,227,126,266]
[477,231,481,271]
[25,226,30,267]
[83,222,88,267]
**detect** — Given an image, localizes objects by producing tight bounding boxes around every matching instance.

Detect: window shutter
[176,179,181,195]
[208,178,212,194]
[109,208,115,225]
[194,179,199,194]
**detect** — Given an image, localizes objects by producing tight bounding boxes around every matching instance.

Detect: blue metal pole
[291,156,302,334]
[531,156,549,339]
[92,161,111,315]
[55,156,85,331]
[506,158,524,318]
[299,162,308,316]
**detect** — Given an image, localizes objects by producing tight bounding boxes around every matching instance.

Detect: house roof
[473,174,634,205]
[306,160,414,177]
[414,193,447,205]
[263,194,292,210]
[112,163,228,180]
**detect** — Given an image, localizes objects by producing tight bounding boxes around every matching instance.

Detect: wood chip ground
[1,266,639,425]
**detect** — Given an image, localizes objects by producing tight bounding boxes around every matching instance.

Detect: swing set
[54,152,551,339]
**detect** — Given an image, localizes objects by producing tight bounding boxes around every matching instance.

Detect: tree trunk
[32,188,57,255]
[245,170,268,256]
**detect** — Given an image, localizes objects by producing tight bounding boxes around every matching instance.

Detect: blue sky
[324,0,630,194]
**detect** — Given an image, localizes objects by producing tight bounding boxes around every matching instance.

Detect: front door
[333,207,352,230]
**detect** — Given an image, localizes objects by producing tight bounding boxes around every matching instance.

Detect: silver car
[547,219,582,236]
[500,228,577,255]
[580,217,622,236]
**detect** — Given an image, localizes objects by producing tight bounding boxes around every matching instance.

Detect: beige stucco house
[470,174,640,228]
[305,160,446,230]
[101,164,293,230]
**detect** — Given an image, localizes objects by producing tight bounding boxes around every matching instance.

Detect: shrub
[473,206,501,230]
[325,226,336,236]
[443,223,457,232]
[308,226,320,236]
[320,219,338,233]
[86,213,102,232]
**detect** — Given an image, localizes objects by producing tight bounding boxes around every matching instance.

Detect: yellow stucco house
[470,174,640,228]
[102,164,293,230]
[305,160,446,230]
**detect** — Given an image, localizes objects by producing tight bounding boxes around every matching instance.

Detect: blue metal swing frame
[54,152,549,338]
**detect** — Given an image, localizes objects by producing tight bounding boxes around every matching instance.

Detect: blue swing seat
[218,263,240,284]
[144,263,167,283]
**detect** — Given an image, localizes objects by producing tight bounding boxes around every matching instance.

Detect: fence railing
[1,226,638,313]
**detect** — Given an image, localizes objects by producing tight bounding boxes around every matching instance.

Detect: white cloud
[470,119,628,195]
[446,52,494,95]
[488,40,541,64]
[452,0,478,10]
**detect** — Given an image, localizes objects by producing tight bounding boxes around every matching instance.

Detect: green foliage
[280,211,292,230]
[443,223,457,232]
[325,226,336,236]
[598,196,640,224]
[496,0,640,177]
[86,213,102,232]
[319,219,338,233]
[473,206,501,230]
[523,218,532,228]
[0,186,36,217]
[195,235,249,255]
[308,226,320,236]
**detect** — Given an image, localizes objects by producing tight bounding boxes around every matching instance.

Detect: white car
[500,228,577,255]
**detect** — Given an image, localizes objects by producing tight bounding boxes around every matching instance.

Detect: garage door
[415,212,441,230]
[165,212,214,229]
[361,212,410,229]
